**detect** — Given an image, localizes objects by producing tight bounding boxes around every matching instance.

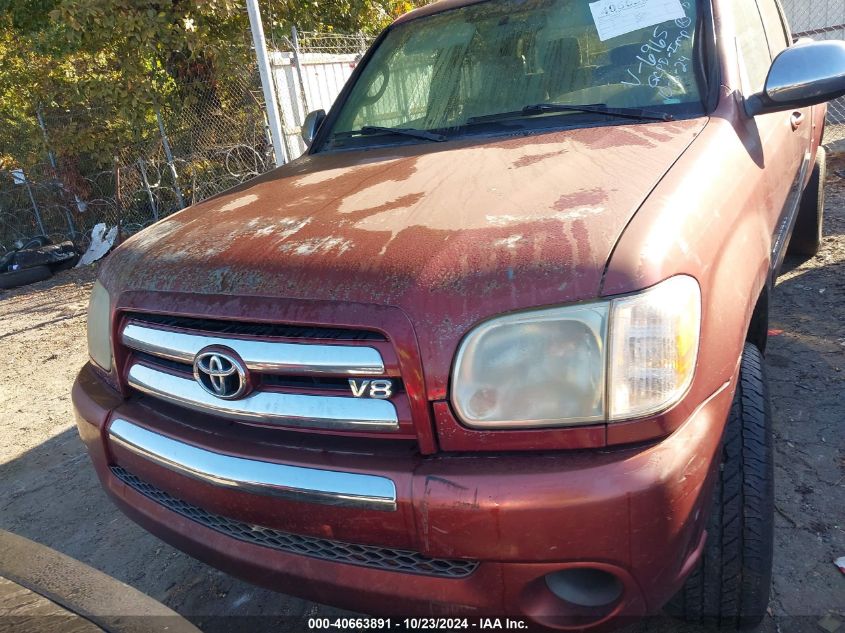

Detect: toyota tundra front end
[74,0,842,628]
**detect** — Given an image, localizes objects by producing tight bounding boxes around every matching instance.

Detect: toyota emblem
[193,349,249,400]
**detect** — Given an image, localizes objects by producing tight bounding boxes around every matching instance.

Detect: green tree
[0,0,430,171]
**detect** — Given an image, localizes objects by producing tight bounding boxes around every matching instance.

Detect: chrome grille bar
[127,364,400,432]
[109,419,397,511]
[122,322,385,376]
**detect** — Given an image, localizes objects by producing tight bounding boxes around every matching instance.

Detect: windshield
[322,0,704,149]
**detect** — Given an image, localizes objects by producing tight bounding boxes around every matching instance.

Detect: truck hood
[101,120,705,392]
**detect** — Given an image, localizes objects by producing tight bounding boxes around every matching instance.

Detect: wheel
[788,146,826,257]
[667,343,774,629]
[0,265,53,290]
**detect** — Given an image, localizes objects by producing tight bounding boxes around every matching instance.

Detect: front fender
[601,100,773,444]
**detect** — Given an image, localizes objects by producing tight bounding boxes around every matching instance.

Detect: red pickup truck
[74,0,845,629]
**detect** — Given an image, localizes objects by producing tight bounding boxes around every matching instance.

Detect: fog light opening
[545,568,624,609]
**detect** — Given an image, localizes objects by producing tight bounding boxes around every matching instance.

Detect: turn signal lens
[608,276,701,420]
[87,281,113,372]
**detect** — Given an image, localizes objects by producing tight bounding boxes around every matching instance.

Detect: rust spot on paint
[553,187,608,211]
[512,151,564,168]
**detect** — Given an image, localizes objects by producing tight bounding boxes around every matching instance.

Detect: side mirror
[301,109,327,147]
[747,40,845,116]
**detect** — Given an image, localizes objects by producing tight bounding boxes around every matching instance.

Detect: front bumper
[73,363,733,629]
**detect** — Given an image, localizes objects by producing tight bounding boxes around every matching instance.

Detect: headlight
[87,281,112,372]
[451,276,700,428]
[452,304,608,428]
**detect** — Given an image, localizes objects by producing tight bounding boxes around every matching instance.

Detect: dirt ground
[1,157,843,633]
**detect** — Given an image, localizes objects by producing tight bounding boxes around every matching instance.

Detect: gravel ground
[1,156,843,633]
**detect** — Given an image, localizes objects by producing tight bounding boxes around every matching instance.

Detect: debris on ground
[77,223,118,268]
[0,237,80,290]
[6,242,78,272]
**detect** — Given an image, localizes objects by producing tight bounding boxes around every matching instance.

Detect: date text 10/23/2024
[307,618,530,630]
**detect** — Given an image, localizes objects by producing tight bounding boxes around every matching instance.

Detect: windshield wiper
[334,125,447,142]
[466,103,675,125]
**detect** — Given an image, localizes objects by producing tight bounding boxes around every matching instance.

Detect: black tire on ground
[0,250,14,273]
[667,343,774,629]
[788,146,826,257]
[49,253,80,273]
[0,265,53,290]
[18,236,52,250]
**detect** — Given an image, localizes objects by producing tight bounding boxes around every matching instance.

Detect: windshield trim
[310,25,391,154]
[322,109,709,153]
[311,0,719,155]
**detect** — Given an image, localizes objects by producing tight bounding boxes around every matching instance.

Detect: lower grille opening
[111,466,478,579]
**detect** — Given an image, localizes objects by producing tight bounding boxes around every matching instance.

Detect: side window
[757,0,790,58]
[731,0,773,94]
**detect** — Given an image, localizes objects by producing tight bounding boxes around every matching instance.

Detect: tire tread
[667,343,774,629]
[788,147,826,257]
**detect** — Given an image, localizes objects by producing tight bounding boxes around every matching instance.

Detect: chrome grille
[126,364,399,431]
[119,315,402,433]
[112,466,478,579]
[123,313,386,341]
[122,322,386,375]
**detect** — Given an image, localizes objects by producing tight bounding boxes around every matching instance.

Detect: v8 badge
[349,379,394,400]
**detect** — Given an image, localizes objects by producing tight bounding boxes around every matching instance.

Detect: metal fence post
[37,107,80,237]
[113,156,124,244]
[155,110,187,210]
[246,0,288,167]
[23,177,46,236]
[262,113,275,165]
[138,158,159,221]
[36,109,58,172]
[291,27,310,115]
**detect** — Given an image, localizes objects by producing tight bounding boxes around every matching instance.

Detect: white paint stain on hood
[281,236,353,256]
[219,194,259,212]
[494,235,524,249]
[255,217,312,240]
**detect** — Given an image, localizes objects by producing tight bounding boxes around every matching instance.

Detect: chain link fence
[781,0,845,144]
[270,29,374,160]
[294,32,372,55]
[0,24,370,253]
[1,44,273,253]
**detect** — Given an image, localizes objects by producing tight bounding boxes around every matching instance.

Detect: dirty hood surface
[102,120,705,388]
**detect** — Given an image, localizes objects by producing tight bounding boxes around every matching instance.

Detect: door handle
[790,111,805,130]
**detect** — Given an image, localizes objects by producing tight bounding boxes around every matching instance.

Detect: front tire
[788,146,826,257]
[668,343,774,629]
